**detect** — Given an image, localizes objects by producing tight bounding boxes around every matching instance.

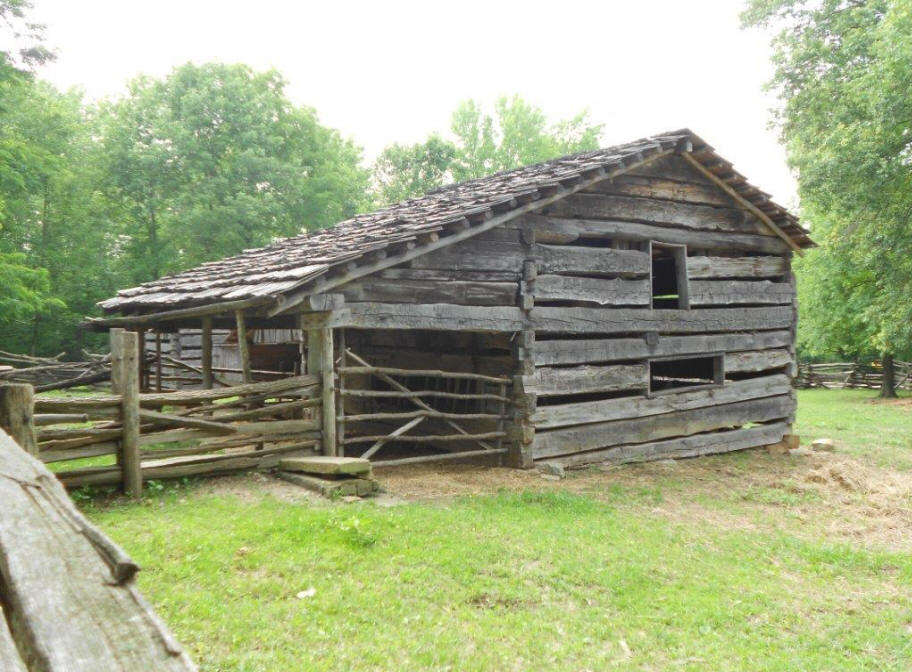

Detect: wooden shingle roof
[97,129,810,318]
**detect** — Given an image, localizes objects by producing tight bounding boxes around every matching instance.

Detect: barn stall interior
[87,129,814,471]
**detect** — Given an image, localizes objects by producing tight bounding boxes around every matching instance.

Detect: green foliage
[373,134,455,205]
[372,95,603,204]
[0,61,369,356]
[96,63,369,278]
[743,0,912,359]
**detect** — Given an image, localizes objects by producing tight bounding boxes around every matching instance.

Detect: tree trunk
[879,352,897,399]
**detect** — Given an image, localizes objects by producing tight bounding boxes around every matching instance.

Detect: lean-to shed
[89,130,813,468]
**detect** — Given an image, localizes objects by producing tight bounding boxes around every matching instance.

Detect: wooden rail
[797,360,912,390]
[1,331,322,495]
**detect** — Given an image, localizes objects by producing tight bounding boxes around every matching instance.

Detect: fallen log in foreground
[0,428,196,671]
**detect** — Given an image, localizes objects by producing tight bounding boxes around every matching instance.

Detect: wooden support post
[235,310,252,384]
[115,330,142,498]
[201,316,213,390]
[136,327,147,392]
[110,328,125,395]
[337,328,346,456]
[0,383,37,455]
[155,330,163,392]
[307,324,336,456]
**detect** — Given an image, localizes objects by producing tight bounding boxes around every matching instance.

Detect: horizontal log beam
[535,274,650,306]
[523,363,647,397]
[519,214,790,253]
[545,422,789,467]
[541,192,768,235]
[533,331,793,366]
[531,306,792,334]
[687,256,788,280]
[534,373,791,429]
[532,394,793,459]
[689,279,794,306]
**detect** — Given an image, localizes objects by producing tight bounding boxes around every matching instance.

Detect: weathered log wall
[332,154,797,467]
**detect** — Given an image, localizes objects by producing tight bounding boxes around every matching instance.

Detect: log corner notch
[0,428,196,671]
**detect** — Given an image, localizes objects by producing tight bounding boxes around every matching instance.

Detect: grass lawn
[82,389,912,671]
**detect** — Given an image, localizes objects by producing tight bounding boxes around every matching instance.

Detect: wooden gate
[337,348,513,466]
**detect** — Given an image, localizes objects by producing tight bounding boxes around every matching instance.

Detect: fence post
[0,383,37,456]
[112,330,142,498]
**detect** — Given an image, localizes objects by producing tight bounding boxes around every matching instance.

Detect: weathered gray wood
[0,384,37,456]
[345,303,526,332]
[306,326,336,456]
[531,306,792,334]
[0,428,195,670]
[341,277,518,306]
[626,153,721,184]
[534,374,791,429]
[541,192,768,235]
[116,331,142,498]
[342,304,791,334]
[270,147,675,317]
[680,152,802,255]
[533,330,792,366]
[689,279,794,305]
[532,394,793,459]
[201,316,213,389]
[409,238,650,277]
[687,255,788,279]
[536,244,649,276]
[0,611,27,671]
[517,214,790,254]
[534,275,650,306]
[548,422,788,467]
[585,173,739,207]
[234,310,252,384]
[523,364,647,397]
[338,366,508,385]
[725,349,793,373]
[372,447,508,467]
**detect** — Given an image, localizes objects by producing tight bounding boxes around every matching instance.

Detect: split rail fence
[796,361,912,391]
[0,331,321,497]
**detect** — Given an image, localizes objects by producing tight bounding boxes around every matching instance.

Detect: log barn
[89,130,814,469]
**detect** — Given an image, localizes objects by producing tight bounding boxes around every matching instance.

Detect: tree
[96,63,370,279]
[374,135,456,205]
[743,0,912,397]
[372,95,602,204]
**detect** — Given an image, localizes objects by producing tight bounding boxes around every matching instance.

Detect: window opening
[650,242,689,309]
[649,355,723,394]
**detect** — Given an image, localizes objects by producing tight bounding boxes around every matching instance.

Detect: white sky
[32,0,796,206]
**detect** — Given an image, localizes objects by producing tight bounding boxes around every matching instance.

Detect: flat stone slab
[279,456,372,476]
[276,471,379,498]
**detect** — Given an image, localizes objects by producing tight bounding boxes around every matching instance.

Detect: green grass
[81,389,912,671]
[794,388,912,468]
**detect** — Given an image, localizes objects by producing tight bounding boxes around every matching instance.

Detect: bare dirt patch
[373,450,912,552]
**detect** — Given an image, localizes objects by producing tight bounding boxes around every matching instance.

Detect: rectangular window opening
[651,242,689,309]
[649,355,723,394]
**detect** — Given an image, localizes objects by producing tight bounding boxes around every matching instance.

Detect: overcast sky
[32,0,796,206]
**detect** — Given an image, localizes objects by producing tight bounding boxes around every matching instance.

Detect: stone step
[279,455,372,477]
[276,471,379,498]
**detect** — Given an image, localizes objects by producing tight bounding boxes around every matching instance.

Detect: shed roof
[96,129,811,319]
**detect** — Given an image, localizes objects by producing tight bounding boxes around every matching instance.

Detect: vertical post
[308,324,336,456]
[155,330,162,393]
[113,330,142,498]
[110,327,125,395]
[201,317,213,390]
[337,328,346,457]
[0,383,37,456]
[136,328,147,392]
[235,310,252,384]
